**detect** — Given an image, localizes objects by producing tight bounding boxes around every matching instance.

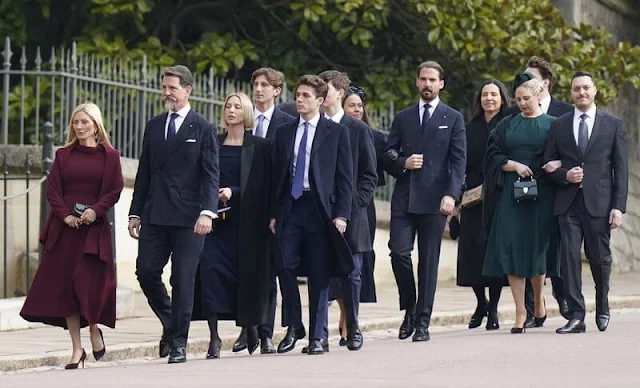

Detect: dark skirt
[20,225,117,329]
[457,204,491,286]
[198,220,240,320]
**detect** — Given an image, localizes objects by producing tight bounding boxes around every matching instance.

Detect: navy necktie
[291,122,309,199]
[167,112,179,142]
[421,104,431,132]
[578,113,589,155]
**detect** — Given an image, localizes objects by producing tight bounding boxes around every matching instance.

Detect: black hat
[512,72,534,94]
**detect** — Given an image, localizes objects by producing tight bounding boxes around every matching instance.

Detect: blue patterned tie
[255,114,266,138]
[291,122,309,199]
[167,112,179,142]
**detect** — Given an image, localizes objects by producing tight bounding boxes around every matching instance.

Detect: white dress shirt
[325,108,345,123]
[293,114,320,190]
[164,104,191,139]
[252,105,275,137]
[419,97,440,125]
[573,105,597,145]
[539,95,551,115]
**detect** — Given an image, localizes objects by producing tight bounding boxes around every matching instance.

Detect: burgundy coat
[40,143,124,266]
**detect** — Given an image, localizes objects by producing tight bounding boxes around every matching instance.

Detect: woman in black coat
[456,80,510,330]
[194,92,272,359]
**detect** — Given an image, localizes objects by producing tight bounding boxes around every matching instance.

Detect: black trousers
[136,224,205,348]
[558,192,612,321]
[389,211,446,328]
[259,275,278,338]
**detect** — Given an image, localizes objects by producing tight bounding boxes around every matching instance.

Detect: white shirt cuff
[201,210,218,219]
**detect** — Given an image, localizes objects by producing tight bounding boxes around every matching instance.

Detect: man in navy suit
[505,56,574,324]
[318,70,377,351]
[232,67,294,355]
[128,65,219,364]
[271,75,354,355]
[383,61,466,342]
[544,71,628,334]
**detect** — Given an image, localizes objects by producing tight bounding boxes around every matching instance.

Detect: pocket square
[438,125,449,129]
[185,139,197,143]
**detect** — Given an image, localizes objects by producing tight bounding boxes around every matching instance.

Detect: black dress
[456,114,501,287]
[199,145,242,317]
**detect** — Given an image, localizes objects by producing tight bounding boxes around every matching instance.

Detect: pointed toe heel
[93,328,106,361]
[65,349,87,370]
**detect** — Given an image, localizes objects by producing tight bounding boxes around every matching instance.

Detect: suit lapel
[240,133,254,196]
[419,103,446,148]
[155,110,198,168]
[409,104,421,146]
[311,116,331,160]
[561,114,582,158]
[583,110,605,158]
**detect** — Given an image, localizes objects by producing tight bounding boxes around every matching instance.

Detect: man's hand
[566,167,584,184]
[218,187,232,202]
[64,215,82,229]
[269,218,277,235]
[609,209,623,229]
[194,215,213,235]
[128,218,141,239]
[404,154,424,170]
[542,160,562,173]
[80,208,97,224]
[333,218,347,233]
[439,196,455,215]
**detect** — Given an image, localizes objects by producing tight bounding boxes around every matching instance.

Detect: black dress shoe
[468,301,489,329]
[159,338,171,358]
[524,316,535,329]
[232,328,247,353]
[168,347,187,364]
[260,337,276,354]
[277,326,306,354]
[486,310,499,330]
[556,319,586,334]
[412,326,430,342]
[246,326,259,355]
[301,339,329,353]
[398,314,414,340]
[596,314,610,332]
[558,298,571,320]
[338,338,347,346]
[346,328,364,351]
[307,339,325,355]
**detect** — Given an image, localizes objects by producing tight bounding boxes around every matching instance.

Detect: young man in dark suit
[270,75,354,355]
[232,67,294,355]
[506,56,574,324]
[317,70,377,351]
[543,71,628,334]
[128,65,219,364]
[383,61,466,343]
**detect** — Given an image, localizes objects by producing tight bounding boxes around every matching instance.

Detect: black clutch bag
[73,203,90,217]
[513,177,538,202]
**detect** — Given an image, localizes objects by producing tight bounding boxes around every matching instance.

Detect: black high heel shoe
[247,326,259,355]
[93,328,106,361]
[486,310,499,330]
[65,349,87,369]
[510,327,526,334]
[534,298,547,327]
[468,301,489,329]
[206,339,222,359]
[338,326,347,346]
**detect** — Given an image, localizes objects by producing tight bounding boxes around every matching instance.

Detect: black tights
[472,282,502,312]
[207,314,221,347]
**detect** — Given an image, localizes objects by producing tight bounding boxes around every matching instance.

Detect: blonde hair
[65,103,112,147]
[223,92,255,129]
[516,78,544,98]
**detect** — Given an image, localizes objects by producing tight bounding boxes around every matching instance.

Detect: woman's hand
[80,208,97,224]
[64,215,82,229]
[542,160,562,173]
[514,162,533,178]
[218,188,232,202]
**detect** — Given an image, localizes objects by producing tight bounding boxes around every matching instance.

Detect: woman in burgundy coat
[20,103,124,369]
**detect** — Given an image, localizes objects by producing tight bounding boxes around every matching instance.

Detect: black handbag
[73,203,91,217]
[513,177,538,202]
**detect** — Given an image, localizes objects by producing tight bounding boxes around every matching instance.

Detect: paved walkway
[2,261,639,372]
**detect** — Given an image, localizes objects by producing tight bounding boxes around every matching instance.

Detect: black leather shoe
[556,319,586,334]
[247,326,259,355]
[307,340,325,355]
[524,316,535,329]
[232,328,247,353]
[398,313,414,340]
[260,337,276,354]
[168,347,187,364]
[558,298,571,320]
[159,338,171,358]
[486,310,499,330]
[596,314,610,332]
[301,339,329,353]
[534,315,547,327]
[468,301,488,329]
[338,338,347,346]
[277,326,306,354]
[412,326,430,342]
[346,327,364,351]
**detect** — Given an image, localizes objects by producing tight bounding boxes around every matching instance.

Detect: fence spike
[20,46,26,70]
[49,46,56,70]
[35,46,42,70]
[2,37,13,69]
[140,55,147,86]
[70,41,78,73]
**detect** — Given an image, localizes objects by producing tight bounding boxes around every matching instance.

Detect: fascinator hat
[512,72,535,94]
